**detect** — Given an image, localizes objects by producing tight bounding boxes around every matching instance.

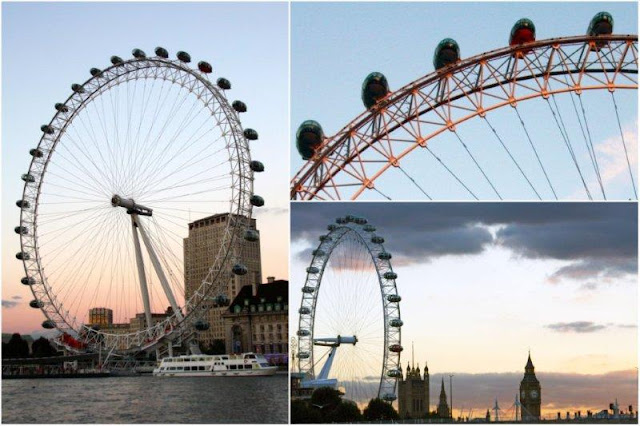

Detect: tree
[291,399,321,424]
[31,337,57,358]
[201,339,226,355]
[330,400,363,423]
[310,387,342,410]
[363,398,399,421]
[4,333,30,358]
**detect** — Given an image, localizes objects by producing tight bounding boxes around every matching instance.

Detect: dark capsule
[510,18,536,46]
[16,251,31,260]
[232,264,248,276]
[110,55,124,65]
[55,103,70,113]
[30,148,43,158]
[296,120,324,160]
[21,276,35,286]
[198,61,213,74]
[177,51,191,63]
[132,48,146,59]
[250,195,264,207]
[361,72,390,109]
[71,84,85,94]
[244,129,258,141]
[433,38,460,70]
[21,174,35,183]
[232,101,247,113]
[249,161,265,172]
[16,200,31,209]
[30,300,44,309]
[15,226,28,235]
[90,68,103,77]
[155,47,169,58]
[588,11,614,36]
[41,125,55,134]
[42,320,55,329]
[217,78,231,90]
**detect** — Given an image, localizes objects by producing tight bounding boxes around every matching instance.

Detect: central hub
[111,194,153,216]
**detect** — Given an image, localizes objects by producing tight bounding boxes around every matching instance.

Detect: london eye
[292,13,638,200]
[16,47,265,356]
[297,215,402,405]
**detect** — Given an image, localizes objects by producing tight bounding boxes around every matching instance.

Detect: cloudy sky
[290,202,637,415]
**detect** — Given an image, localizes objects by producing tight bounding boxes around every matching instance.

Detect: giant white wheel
[16,47,265,354]
[297,215,402,405]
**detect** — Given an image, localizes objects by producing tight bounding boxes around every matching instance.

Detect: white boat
[153,352,278,377]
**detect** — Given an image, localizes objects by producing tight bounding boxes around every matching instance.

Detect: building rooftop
[225,279,288,315]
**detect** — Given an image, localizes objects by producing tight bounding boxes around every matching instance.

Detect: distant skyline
[290,202,637,415]
[2,2,289,334]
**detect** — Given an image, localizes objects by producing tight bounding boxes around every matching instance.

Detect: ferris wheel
[297,215,402,404]
[291,13,638,200]
[16,47,265,355]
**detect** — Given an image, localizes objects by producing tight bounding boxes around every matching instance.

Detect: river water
[2,374,288,423]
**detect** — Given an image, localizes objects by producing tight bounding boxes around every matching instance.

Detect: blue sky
[291,2,638,200]
[2,2,289,333]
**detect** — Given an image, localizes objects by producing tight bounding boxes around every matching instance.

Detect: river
[2,374,288,423]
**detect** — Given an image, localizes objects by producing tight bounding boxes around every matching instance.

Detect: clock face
[530,390,538,399]
[521,390,526,399]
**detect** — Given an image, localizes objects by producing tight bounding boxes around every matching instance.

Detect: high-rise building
[88,307,113,326]
[184,213,262,349]
[520,353,541,421]
[436,378,451,419]
[398,361,430,419]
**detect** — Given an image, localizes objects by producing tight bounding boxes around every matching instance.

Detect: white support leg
[135,217,183,321]
[131,215,153,330]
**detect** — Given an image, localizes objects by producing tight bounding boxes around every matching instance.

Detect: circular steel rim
[18,54,254,353]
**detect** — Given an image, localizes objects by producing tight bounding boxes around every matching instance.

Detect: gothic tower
[436,378,450,418]
[397,361,430,419]
[519,353,541,421]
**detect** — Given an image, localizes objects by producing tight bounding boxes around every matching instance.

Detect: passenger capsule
[389,344,403,353]
[217,78,231,90]
[387,369,402,378]
[389,318,404,327]
[306,266,319,274]
[194,320,210,331]
[299,307,311,315]
[232,101,247,113]
[355,217,368,225]
[41,125,55,135]
[244,129,258,141]
[177,51,191,63]
[21,174,35,183]
[509,18,536,46]
[215,295,230,306]
[371,236,385,244]
[378,252,392,260]
[16,200,30,209]
[16,251,30,260]
[250,195,264,207]
[319,235,332,242]
[132,48,146,59]
[345,215,356,223]
[21,276,35,286]
[244,229,260,242]
[588,11,614,36]
[14,226,28,235]
[296,120,325,160]
[29,300,44,309]
[42,320,56,329]
[361,72,390,109]
[336,217,347,225]
[297,329,311,337]
[363,225,376,232]
[383,394,398,402]
[71,84,85,94]
[198,61,213,74]
[384,271,398,280]
[312,249,325,257]
[55,103,70,113]
[30,149,43,158]
[327,224,337,231]
[249,161,264,172]
[89,68,103,77]
[387,294,401,303]
[110,56,124,66]
[232,264,248,276]
[298,352,310,359]
[302,286,315,294]
[433,38,460,70]
[155,47,169,58]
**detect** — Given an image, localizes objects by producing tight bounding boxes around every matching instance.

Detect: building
[398,362,430,419]
[222,278,288,363]
[88,308,113,326]
[519,353,541,421]
[436,378,451,419]
[184,213,262,348]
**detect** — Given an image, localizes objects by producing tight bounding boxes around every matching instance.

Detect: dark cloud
[2,300,19,308]
[11,295,22,300]
[545,321,607,333]
[291,203,637,276]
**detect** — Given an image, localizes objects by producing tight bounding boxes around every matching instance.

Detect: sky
[290,202,637,415]
[2,2,289,334]
[291,2,638,200]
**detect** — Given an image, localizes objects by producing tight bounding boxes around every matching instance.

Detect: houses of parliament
[397,354,541,421]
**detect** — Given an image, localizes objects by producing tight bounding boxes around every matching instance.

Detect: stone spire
[437,377,450,418]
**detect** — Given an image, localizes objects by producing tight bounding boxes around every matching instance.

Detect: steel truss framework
[18,54,254,355]
[297,217,401,401]
[291,35,638,200]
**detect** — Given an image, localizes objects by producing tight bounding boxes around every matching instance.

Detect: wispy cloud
[2,300,20,309]
[544,321,636,334]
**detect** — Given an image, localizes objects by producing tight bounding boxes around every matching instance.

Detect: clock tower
[519,353,541,421]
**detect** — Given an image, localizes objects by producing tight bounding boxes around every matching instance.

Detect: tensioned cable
[483,116,541,200]
[513,106,557,200]
[452,130,502,200]
[371,186,392,200]
[424,147,478,200]
[610,91,637,199]
[397,165,432,200]
[577,95,604,194]
[546,96,592,200]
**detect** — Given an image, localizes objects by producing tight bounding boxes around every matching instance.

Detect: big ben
[519,353,541,421]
